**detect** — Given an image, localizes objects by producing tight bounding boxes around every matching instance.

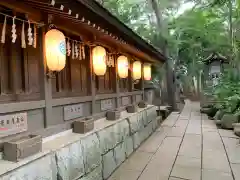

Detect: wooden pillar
[141,63,144,101]
[39,27,52,128]
[89,46,96,115]
[115,55,120,109]
[129,60,135,104]
[166,59,177,110]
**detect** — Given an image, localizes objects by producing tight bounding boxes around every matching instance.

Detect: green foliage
[207,68,240,114]
[101,0,240,95]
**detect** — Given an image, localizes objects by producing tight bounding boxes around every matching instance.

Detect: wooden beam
[89,46,96,115]
[141,64,145,101]
[53,17,93,42]
[0,0,42,22]
[39,26,53,128]
[114,55,120,109]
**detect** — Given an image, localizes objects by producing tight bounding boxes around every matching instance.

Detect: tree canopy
[97,0,239,94]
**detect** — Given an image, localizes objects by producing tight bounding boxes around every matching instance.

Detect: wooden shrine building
[0,0,166,175]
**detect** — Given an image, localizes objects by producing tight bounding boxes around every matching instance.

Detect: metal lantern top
[203,52,228,65]
[203,52,229,74]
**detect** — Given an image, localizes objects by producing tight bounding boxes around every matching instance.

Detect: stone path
[108,101,240,180]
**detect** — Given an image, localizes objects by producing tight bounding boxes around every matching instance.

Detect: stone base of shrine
[0,105,162,180]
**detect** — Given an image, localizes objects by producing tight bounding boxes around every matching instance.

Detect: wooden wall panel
[52,46,89,98]
[49,102,92,126]
[119,68,131,92]
[96,67,115,94]
[24,41,40,94]
[0,24,40,102]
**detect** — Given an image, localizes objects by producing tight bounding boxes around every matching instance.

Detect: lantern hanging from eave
[45,29,66,72]
[117,55,129,78]
[92,46,107,76]
[144,63,151,80]
[132,61,142,80]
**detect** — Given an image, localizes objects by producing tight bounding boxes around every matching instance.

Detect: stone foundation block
[98,120,129,155]
[152,118,159,131]
[114,142,126,167]
[124,136,134,157]
[133,132,141,149]
[79,165,103,180]
[115,120,130,143]
[55,141,85,180]
[146,107,157,123]
[97,126,116,154]
[146,121,153,137]
[102,150,117,179]
[0,106,160,180]
[82,134,101,173]
[137,111,145,130]
[128,114,140,134]
[139,127,148,143]
[0,155,57,179]
[142,110,148,126]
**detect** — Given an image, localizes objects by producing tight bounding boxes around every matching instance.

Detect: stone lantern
[203,52,228,87]
[201,52,228,108]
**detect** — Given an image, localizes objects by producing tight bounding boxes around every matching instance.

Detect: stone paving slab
[137,131,166,153]
[222,137,239,149]
[219,129,239,138]
[107,101,239,180]
[231,163,240,179]
[120,151,152,172]
[108,167,140,180]
[169,177,185,180]
[171,165,201,180]
[202,169,233,180]
[175,155,201,168]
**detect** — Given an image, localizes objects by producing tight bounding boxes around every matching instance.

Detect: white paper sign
[101,99,113,111]
[122,97,130,106]
[0,113,28,138]
[64,104,83,121]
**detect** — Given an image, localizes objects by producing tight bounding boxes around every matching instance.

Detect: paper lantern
[132,61,142,80]
[92,46,107,76]
[144,63,151,80]
[45,29,66,72]
[117,55,129,78]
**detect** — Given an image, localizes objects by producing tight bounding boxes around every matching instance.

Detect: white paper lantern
[143,63,151,80]
[45,29,66,72]
[117,55,129,78]
[92,46,107,76]
[132,61,142,80]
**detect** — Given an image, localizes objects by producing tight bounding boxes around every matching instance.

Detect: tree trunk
[228,0,233,47]
[149,0,177,110]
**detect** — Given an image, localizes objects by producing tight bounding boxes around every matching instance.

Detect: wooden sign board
[0,113,28,138]
[64,103,83,121]
[101,99,113,111]
[122,96,130,106]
